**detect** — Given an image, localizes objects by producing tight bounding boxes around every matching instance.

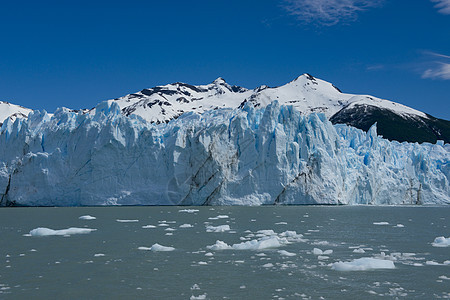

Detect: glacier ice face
[0,100,448,206]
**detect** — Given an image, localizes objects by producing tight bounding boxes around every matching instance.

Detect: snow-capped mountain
[0,101,33,126]
[109,74,427,122]
[2,74,448,143]
[104,74,449,143]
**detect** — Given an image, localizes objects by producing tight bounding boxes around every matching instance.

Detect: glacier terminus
[0,75,448,206]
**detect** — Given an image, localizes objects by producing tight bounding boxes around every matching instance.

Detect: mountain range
[1,74,449,144]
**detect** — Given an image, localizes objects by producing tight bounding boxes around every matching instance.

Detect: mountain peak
[213,77,227,85]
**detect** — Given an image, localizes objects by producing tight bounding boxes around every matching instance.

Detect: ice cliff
[0,101,449,206]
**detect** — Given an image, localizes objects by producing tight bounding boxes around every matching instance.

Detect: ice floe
[373,222,389,225]
[206,225,230,233]
[179,224,194,228]
[208,215,229,220]
[278,250,296,257]
[332,257,395,271]
[179,209,199,213]
[142,225,157,229]
[79,215,96,220]
[432,236,450,247]
[29,227,96,236]
[116,219,139,223]
[138,243,175,252]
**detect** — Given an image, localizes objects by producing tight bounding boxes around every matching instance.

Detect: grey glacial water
[0,206,449,299]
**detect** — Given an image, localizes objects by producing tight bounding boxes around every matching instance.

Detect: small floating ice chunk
[179,209,199,213]
[317,256,329,260]
[332,258,395,271]
[190,294,207,300]
[275,222,287,225]
[197,261,208,265]
[79,215,96,220]
[232,237,282,250]
[205,252,214,257]
[313,248,323,255]
[394,224,404,228]
[439,275,450,280]
[29,227,96,236]
[206,240,232,250]
[116,219,139,223]
[278,250,296,257]
[432,236,450,247]
[142,225,156,229]
[94,253,105,257]
[179,224,194,228]
[208,215,229,220]
[206,225,230,233]
[373,222,389,225]
[138,243,175,252]
[262,263,274,268]
[353,248,366,254]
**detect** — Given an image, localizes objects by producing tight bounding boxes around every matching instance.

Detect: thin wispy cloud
[431,0,450,14]
[421,51,450,80]
[281,0,382,26]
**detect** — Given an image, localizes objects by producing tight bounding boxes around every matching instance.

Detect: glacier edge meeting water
[0,101,449,206]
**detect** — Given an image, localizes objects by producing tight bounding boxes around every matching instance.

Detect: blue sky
[1,0,449,119]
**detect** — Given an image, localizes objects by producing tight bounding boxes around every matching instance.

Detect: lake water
[0,206,449,299]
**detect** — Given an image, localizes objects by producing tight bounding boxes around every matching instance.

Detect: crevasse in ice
[0,101,448,206]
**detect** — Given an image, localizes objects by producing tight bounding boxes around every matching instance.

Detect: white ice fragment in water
[262,263,274,268]
[190,294,207,300]
[317,255,329,260]
[179,224,194,228]
[116,219,139,223]
[94,253,105,257]
[79,215,96,220]
[204,252,214,257]
[432,236,450,247]
[439,275,450,280]
[353,248,366,253]
[29,227,96,236]
[232,237,282,250]
[158,223,169,227]
[179,209,199,213]
[323,249,333,255]
[278,250,296,257]
[206,240,232,250]
[394,224,404,228]
[332,258,395,271]
[191,284,200,290]
[197,261,207,265]
[206,225,230,232]
[313,248,323,255]
[138,243,175,252]
[142,225,157,229]
[275,222,287,225]
[373,222,389,225]
[208,215,229,220]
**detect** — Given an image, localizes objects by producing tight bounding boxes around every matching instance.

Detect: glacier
[0,100,449,206]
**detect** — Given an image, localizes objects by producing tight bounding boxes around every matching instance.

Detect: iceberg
[0,101,448,206]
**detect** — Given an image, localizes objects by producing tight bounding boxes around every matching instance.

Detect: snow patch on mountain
[0,101,33,125]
